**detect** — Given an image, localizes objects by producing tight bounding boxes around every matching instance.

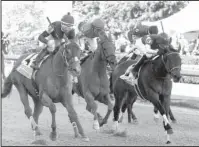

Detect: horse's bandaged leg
[112,121,119,131]
[163,114,169,125]
[72,122,79,137]
[93,119,100,130]
[29,116,38,130]
[166,131,171,142]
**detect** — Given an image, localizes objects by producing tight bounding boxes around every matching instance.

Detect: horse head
[98,33,117,70]
[60,41,81,77]
[161,50,182,82]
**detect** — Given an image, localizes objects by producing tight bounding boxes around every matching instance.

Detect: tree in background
[2,1,46,55]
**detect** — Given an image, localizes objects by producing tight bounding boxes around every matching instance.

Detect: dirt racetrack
[2,88,199,146]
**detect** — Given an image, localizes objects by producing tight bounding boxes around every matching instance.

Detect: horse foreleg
[112,92,127,131]
[99,94,114,127]
[62,93,89,142]
[119,102,127,123]
[15,84,38,139]
[150,92,173,144]
[40,92,57,141]
[84,91,99,131]
[162,95,173,144]
[130,96,138,124]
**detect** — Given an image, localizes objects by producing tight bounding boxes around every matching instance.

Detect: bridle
[161,52,181,74]
[100,40,116,64]
[56,42,79,74]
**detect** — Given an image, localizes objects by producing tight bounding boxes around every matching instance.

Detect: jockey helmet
[61,12,74,26]
[91,18,105,30]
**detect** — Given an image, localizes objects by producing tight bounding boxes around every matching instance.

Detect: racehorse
[1,41,89,142]
[109,53,139,124]
[72,34,117,131]
[110,53,177,124]
[1,36,9,80]
[112,48,181,144]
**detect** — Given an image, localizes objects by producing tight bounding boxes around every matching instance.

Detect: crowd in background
[113,30,199,56]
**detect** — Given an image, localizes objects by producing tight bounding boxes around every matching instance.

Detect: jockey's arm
[38,24,55,44]
[145,44,158,54]
[38,31,51,44]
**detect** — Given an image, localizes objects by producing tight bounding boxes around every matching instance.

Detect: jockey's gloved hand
[47,40,56,52]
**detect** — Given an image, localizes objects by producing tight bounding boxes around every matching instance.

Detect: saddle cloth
[16,53,49,79]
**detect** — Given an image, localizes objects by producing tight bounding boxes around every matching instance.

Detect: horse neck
[92,49,107,74]
[151,56,168,78]
[52,48,68,75]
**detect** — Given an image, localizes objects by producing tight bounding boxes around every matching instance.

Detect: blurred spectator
[115,34,128,52]
[192,35,199,55]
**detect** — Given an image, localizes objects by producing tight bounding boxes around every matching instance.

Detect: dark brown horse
[110,53,177,124]
[113,49,182,144]
[72,35,117,131]
[109,54,139,124]
[1,41,90,142]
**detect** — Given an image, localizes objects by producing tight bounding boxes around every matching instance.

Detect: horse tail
[109,72,113,94]
[1,73,13,98]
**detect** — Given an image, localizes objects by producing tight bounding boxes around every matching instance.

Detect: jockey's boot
[120,55,147,85]
[30,48,49,70]
[131,55,147,78]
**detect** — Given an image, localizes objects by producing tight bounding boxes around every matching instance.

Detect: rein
[161,52,181,74]
[151,52,180,79]
[52,43,76,77]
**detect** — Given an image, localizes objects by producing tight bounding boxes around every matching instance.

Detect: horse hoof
[35,128,42,136]
[100,121,107,127]
[49,132,57,141]
[74,134,79,138]
[154,117,159,123]
[167,129,173,135]
[93,121,100,131]
[118,117,123,123]
[132,119,138,125]
[166,141,171,144]
[82,136,90,142]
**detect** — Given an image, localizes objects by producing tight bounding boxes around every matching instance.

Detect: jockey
[31,12,75,70]
[125,21,159,59]
[77,17,108,61]
[120,32,172,84]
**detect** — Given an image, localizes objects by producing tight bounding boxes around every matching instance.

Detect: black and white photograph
[1,1,199,146]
